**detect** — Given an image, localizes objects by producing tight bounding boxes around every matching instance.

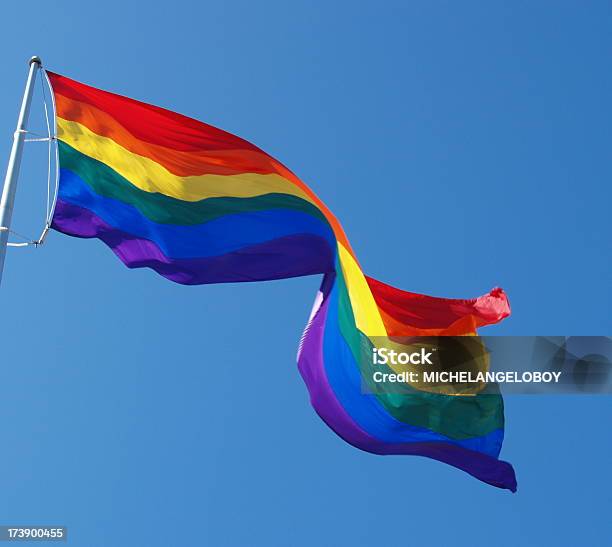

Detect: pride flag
[47,71,517,491]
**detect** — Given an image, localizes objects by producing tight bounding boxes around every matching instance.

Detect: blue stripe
[58,168,336,259]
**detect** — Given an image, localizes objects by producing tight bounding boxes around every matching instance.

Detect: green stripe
[334,264,504,440]
[58,140,329,226]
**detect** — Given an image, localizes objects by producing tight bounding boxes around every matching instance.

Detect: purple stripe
[297,278,517,492]
[52,199,335,285]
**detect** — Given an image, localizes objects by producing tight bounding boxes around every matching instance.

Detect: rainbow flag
[47,71,517,491]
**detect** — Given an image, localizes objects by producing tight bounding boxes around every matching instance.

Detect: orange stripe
[54,94,281,177]
[377,306,479,336]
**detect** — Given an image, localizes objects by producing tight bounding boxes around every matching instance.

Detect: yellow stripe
[337,243,387,336]
[57,117,314,203]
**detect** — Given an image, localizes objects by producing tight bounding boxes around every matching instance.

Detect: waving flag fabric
[47,71,517,491]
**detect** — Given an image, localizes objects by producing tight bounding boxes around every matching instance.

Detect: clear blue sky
[0,1,610,546]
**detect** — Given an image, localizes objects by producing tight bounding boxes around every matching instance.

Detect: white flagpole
[0,56,42,286]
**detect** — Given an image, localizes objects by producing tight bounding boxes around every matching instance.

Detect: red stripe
[366,276,511,333]
[47,71,262,153]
